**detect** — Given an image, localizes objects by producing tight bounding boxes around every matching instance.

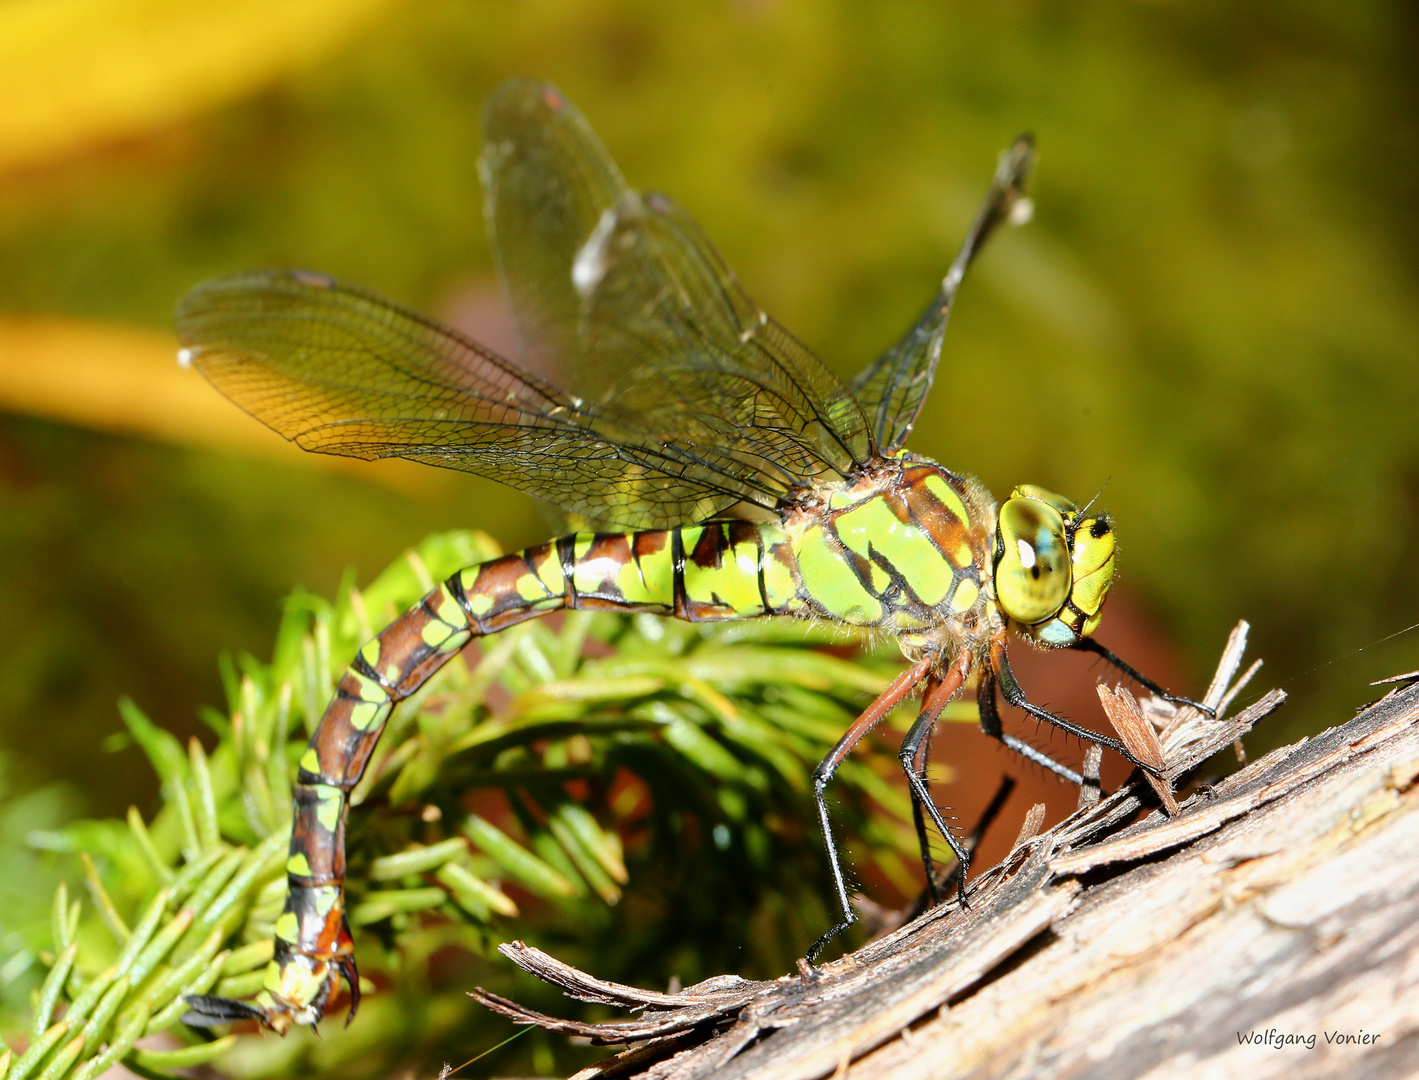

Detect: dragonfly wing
[850,135,1035,454]
[482,78,873,485]
[573,189,876,484]
[176,270,784,529]
[479,79,626,379]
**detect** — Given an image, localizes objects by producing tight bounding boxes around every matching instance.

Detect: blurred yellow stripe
[0,0,404,174]
[0,316,450,493]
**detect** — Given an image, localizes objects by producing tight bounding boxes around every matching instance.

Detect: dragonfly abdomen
[292,523,797,875]
[455,522,804,627]
[259,519,804,1027]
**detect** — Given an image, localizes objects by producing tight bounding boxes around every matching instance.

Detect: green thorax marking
[781,460,992,632]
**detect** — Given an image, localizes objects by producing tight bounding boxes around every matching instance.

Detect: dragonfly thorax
[781,458,995,645]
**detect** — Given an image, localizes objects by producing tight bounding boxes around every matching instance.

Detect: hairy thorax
[774,455,1000,659]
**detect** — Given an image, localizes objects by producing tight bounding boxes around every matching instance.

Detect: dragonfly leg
[977,666,1084,785]
[897,653,973,907]
[988,632,1150,773]
[806,656,933,964]
[907,756,937,903]
[1069,638,1214,717]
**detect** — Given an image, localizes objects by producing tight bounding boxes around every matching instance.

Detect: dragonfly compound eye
[1065,514,1116,637]
[994,494,1072,625]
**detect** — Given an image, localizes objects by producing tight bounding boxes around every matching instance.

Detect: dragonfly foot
[804,916,853,967]
[1164,693,1216,718]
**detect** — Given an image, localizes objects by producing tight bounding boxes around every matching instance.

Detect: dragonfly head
[992,485,1115,646]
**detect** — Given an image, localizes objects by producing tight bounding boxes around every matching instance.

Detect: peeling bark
[474,627,1419,1080]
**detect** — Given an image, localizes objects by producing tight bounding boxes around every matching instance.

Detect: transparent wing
[176,270,788,530]
[481,78,873,484]
[850,136,1035,454]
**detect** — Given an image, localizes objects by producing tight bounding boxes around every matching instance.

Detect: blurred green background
[0,0,1416,1051]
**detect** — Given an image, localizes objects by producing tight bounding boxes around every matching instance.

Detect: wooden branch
[472,625,1419,1079]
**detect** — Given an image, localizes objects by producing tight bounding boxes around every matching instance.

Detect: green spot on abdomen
[348,698,390,733]
[313,785,343,833]
[430,583,466,628]
[612,551,672,606]
[515,573,552,602]
[537,548,566,593]
[683,526,765,614]
[459,569,496,617]
[421,619,471,653]
[630,533,676,606]
[351,671,390,705]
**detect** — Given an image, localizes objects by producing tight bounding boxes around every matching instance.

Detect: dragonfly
[176,79,1204,1034]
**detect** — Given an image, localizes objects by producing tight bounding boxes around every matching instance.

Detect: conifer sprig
[2,531,946,1079]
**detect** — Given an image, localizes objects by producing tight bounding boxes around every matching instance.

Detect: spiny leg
[1069,638,1214,716]
[977,666,1084,785]
[908,738,938,903]
[807,656,934,964]
[897,653,974,907]
[906,673,950,904]
[988,631,1149,773]
[932,775,1016,903]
